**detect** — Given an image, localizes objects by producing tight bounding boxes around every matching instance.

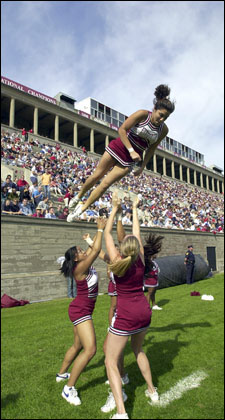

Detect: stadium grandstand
[1,75,224,301]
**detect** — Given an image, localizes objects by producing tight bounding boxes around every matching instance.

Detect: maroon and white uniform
[68,266,98,326]
[144,261,159,288]
[106,111,164,168]
[109,256,152,336]
[108,271,117,297]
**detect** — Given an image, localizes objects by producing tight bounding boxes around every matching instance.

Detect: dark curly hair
[60,246,78,279]
[144,233,164,273]
[153,84,175,114]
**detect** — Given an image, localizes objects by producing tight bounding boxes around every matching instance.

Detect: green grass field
[1,274,224,419]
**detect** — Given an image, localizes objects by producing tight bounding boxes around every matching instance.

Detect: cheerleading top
[105,111,165,167]
[108,271,117,297]
[144,261,160,288]
[109,255,152,336]
[68,266,99,326]
[74,266,99,298]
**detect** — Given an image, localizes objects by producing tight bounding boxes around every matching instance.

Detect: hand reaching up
[97,217,107,230]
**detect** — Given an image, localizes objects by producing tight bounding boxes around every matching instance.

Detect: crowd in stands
[1,128,224,234]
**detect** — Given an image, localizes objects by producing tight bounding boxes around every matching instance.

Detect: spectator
[45,207,57,219]
[58,207,69,220]
[30,169,38,185]
[19,185,32,203]
[55,204,63,218]
[19,198,33,216]
[21,128,28,141]
[1,186,8,208]
[122,212,132,226]
[64,186,75,207]
[41,168,52,199]
[2,199,12,214]
[38,197,49,216]
[7,187,18,201]
[32,185,44,207]
[9,198,22,215]
[2,177,15,192]
[17,175,29,191]
[32,206,44,218]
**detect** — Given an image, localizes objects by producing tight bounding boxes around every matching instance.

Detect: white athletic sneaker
[69,194,80,209]
[110,413,129,419]
[101,389,128,413]
[121,373,130,385]
[152,305,163,310]
[62,385,81,406]
[145,387,159,403]
[67,204,83,222]
[105,374,130,386]
[56,372,70,382]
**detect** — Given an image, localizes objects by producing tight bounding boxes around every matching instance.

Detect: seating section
[1,127,224,233]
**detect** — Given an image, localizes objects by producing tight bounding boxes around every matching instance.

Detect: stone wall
[1,215,224,302]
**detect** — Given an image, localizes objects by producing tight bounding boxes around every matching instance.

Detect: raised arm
[75,218,107,278]
[116,205,126,243]
[104,192,120,262]
[83,233,110,263]
[132,196,144,260]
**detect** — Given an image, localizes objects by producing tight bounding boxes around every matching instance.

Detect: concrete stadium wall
[1,215,224,302]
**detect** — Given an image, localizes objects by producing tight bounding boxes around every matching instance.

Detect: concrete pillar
[200,172,203,188]
[194,170,197,186]
[179,164,183,181]
[54,115,59,142]
[105,135,109,148]
[9,98,15,127]
[90,129,94,153]
[217,179,220,194]
[187,167,190,184]
[73,122,78,148]
[211,178,215,192]
[163,157,166,176]
[222,182,224,194]
[153,154,157,173]
[206,175,209,190]
[171,160,175,179]
[33,107,38,135]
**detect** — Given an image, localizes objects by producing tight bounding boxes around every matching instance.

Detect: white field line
[149,370,208,407]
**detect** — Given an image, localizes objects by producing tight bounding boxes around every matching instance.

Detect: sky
[1,1,224,170]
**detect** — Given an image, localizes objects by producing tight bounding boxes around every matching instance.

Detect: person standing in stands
[67,84,175,222]
[184,245,195,284]
[41,168,52,199]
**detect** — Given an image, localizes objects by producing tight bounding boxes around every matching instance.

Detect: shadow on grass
[149,321,211,333]
[1,392,20,408]
[124,333,188,417]
[156,299,170,307]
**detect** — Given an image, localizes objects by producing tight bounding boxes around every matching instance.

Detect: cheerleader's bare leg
[80,162,130,213]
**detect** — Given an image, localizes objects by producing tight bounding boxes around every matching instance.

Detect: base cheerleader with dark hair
[55,217,107,407]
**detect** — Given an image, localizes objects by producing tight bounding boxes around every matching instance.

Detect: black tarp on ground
[154,254,210,289]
